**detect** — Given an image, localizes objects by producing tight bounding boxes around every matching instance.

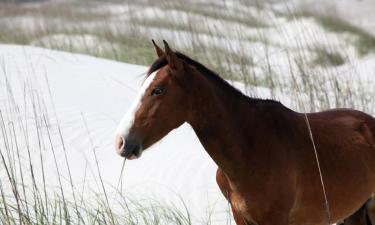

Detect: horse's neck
[187,76,297,181]
[187,79,259,177]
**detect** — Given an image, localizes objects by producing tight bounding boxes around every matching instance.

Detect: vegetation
[315,15,375,55]
[312,47,345,67]
[290,8,375,56]
[0,74,199,224]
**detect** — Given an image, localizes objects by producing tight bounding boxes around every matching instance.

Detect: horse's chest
[230,191,248,212]
[229,190,256,222]
[216,169,260,223]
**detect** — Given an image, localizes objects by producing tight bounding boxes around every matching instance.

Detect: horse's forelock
[148,55,168,77]
[147,52,189,77]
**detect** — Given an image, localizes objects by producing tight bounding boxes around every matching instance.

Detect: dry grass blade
[116,158,126,193]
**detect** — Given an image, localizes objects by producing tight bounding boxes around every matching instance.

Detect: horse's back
[307,108,375,147]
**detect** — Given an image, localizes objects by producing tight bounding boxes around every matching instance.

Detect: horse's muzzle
[115,135,142,159]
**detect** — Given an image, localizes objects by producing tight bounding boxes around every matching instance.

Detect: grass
[289,7,375,56]
[315,15,375,56]
[0,187,195,225]
[0,1,261,79]
[311,47,345,67]
[15,2,371,113]
[159,2,268,28]
[0,43,219,224]
[0,68,205,225]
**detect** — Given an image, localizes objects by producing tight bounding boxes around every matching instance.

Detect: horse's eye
[151,86,164,96]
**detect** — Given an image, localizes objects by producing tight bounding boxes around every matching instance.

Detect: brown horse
[115,40,375,225]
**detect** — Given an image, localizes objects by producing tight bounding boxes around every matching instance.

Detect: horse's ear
[152,39,164,57]
[163,40,183,71]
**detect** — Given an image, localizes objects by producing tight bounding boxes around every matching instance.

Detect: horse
[114,40,375,225]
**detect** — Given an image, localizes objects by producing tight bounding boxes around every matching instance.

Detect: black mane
[147,52,281,105]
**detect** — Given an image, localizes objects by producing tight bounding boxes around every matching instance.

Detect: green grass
[315,15,375,55]
[283,8,375,56]
[0,1,260,71]
[159,2,268,28]
[311,47,345,67]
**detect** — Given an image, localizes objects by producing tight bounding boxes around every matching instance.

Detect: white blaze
[116,71,157,138]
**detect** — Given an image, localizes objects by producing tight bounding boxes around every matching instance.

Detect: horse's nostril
[115,135,125,155]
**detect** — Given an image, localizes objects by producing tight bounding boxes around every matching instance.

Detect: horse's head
[115,40,193,159]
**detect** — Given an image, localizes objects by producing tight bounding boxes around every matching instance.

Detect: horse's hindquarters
[292,112,375,224]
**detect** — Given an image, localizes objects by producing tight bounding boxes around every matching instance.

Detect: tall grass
[0,57,211,224]
[0,99,196,225]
